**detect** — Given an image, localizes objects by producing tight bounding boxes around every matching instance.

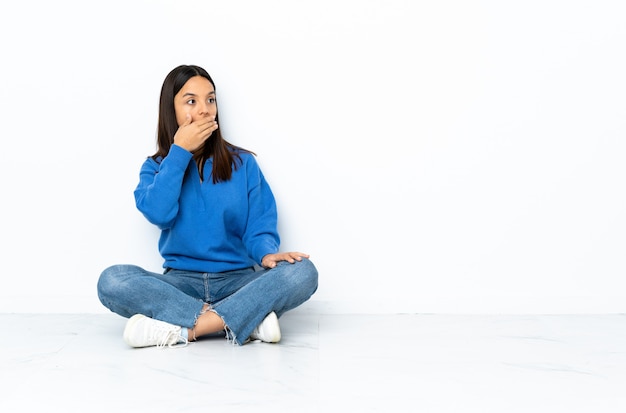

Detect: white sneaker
[123,314,188,348]
[250,311,281,343]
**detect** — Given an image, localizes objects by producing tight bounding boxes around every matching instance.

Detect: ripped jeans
[97,258,318,345]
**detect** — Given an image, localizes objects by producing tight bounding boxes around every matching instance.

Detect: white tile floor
[2,311,626,412]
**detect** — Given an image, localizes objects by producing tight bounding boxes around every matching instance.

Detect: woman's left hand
[261,252,310,269]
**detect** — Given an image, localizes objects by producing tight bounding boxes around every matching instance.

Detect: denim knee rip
[204,306,238,345]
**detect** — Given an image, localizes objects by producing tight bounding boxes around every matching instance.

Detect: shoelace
[153,327,189,349]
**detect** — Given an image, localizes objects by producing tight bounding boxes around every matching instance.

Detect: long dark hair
[152,64,252,183]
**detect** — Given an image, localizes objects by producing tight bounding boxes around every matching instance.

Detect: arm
[242,157,281,264]
[241,156,310,268]
[133,145,193,229]
[134,116,216,228]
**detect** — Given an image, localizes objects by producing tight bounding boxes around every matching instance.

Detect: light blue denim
[97,258,318,345]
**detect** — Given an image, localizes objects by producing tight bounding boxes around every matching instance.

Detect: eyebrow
[182,91,215,97]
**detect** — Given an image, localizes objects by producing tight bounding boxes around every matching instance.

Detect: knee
[97,265,119,301]
[96,264,139,300]
[292,258,319,294]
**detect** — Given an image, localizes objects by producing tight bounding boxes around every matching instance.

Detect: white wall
[1,0,624,314]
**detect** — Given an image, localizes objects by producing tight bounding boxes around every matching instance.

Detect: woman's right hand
[173,114,218,152]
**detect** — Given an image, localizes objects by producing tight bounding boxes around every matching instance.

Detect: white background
[0,0,624,314]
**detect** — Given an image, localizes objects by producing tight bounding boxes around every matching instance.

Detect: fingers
[197,117,218,130]
[285,252,309,264]
[187,117,215,133]
[195,118,218,140]
[181,116,216,133]
[290,252,310,260]
[176,118,218,151]
[261,254,277,268]
[262,252,310,268]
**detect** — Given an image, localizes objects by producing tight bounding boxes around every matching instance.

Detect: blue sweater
[134,144,280,273]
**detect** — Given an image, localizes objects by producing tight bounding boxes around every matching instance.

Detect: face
[174,75,217,126]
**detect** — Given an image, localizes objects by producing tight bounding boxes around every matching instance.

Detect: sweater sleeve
[242,156,280,264]
[133,145,193,229]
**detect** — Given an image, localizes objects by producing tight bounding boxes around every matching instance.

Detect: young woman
[97,65,318,348]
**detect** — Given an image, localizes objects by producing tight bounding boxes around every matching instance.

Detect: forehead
[178,76,214,96]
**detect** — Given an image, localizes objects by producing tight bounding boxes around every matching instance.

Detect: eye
[208,97,216,104]
[186,99,196,105]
